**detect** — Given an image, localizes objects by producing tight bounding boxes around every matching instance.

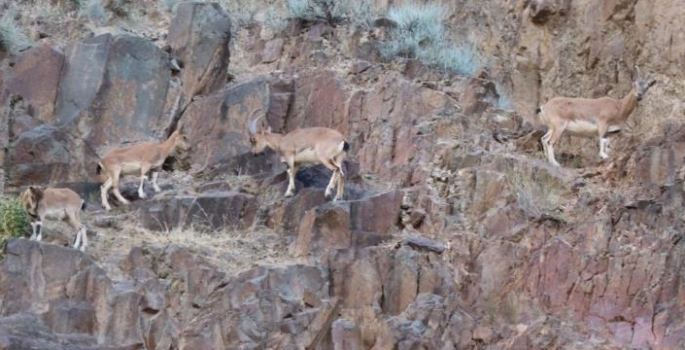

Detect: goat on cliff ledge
[19,186,88,251]
[97,130,189,211]
[247,112,350,201]
[536,65,656,166]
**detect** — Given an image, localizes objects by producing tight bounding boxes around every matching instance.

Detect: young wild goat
[19,186,88,251]
[536,65,657,166]
[247,113,350,201]
[97,130,189,211]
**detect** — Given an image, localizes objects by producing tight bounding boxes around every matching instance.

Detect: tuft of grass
[380,1,482,76]
[283,0,379,28]
[0,14,29,54]
[0,197,31,256]
[427,43,481,77]
[68,0,86,11]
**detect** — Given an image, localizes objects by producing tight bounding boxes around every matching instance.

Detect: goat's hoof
[284,192,294,198]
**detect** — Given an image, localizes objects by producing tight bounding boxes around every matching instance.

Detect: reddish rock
[181,76,294,172]
[139,191,258,231]
[262,38,284,63]
[332,319,363,350]
[294,203,352,257]
[349,190,402,234]
[168,2,231,103]
[6,44,64,122]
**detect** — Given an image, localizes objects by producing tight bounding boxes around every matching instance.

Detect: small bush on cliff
[285,0,378,28]
[0,14,29,54]
[0,197,31,252]
[380,2,481,76]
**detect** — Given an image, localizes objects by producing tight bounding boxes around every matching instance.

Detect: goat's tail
[535,106,542,114]
[81,200,87,211]
[96,163,103,175]
[340,141,350,153]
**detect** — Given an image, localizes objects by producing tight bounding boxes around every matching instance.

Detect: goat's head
[246,110,270,155]
[19,186,43,216]
[169,129,190,153]
[633,65,657,101]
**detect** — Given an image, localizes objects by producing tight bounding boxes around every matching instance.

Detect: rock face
[3,0,685,349]
[168,2,231,108]
[0,239,336,349]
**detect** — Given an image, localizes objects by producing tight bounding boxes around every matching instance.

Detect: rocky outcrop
[4,0,685,348]
[168,2,231,109]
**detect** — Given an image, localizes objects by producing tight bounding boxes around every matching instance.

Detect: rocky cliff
[1,0,685,349]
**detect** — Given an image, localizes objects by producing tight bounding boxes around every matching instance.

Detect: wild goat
[19,186,88,251]
[97,130,189,211]
[536,66,656,166]
[247,113,350,201]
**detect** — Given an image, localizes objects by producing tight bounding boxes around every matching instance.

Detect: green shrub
[0,197,31,252]
[380,1,482,76]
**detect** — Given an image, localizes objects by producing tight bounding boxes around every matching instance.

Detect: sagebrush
[380,1,481,76]
[0,14,28,54]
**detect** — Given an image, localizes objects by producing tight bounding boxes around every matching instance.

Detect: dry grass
[88,210,291,279]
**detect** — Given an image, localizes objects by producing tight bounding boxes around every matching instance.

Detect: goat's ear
[648,80,657,88]
[266,126,272,133]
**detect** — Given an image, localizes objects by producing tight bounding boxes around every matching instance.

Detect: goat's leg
[138,168,149,199]
[101,177,113,211]
[332,156,346,201]
[30,220,42,241]
[325,171,338,199]
[66,212,87,251]
[541,129,551,157]
[151,171,161,192]
[78,225,87,251]
[598,123,610,159]
[547,126,564,167]
[111,171,130,206]
[335,170,345,201]
[321,157,341,200]
[285,164,299,198]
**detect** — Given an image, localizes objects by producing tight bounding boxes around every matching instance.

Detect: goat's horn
[247,108,264,135]
[635,65,642,79]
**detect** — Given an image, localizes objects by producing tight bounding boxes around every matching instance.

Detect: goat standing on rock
[536,65,657,166]
[247,113,350,201]
[19,186,88,251]
[97,130,190,211]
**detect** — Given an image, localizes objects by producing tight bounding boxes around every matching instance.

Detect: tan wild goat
[97,130,189,211]
[19,186,88,251]
[247,113,350,201]
[536,65,657,166]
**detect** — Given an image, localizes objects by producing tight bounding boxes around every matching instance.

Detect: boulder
[180,76,294,173]
[4,34,173,188]
[168,2,231,104]
[139,191,258,231]
[5,44,64,122]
